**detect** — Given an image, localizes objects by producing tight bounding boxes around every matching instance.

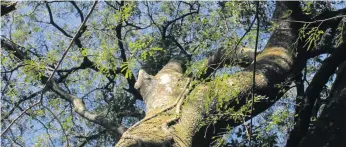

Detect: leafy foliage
[1,1,344,146]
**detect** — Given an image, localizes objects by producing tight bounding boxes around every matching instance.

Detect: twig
[204,7,257,79]
[0,1,98,137]
[242,117,251,141]
[274,15,346,24]
[45,2,73,38]
[44,105,70,147]
[70,1,84,22]
[0,98,41,136]
[249,1,260,146]
[42,1,98,91]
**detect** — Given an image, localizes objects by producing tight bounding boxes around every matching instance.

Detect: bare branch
[49,81,126,136]
[124,20,151,30]
[161,3,199,39]
[168,35,191,59]
[144,2,161,32]
[70,1,84,22]
[43,1,98,91]
[105,1,118,10]
[44,105,70,147]
[1,100,41,137]
[1,1,127,137]
[45,2,73,38]
[1,90,41,122]
[164,6,199,29]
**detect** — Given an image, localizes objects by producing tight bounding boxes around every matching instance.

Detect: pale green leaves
[265,108,290,132]
[81,48,88,57]
[121,61,133,79]
[46,49,59,65]
[335,22,345,47]
[140,47,164,60]
[62,115,73,130]
[299,24,324,51]
[23,59,46,81]
[185,59,208,78]
[92,42,118,77]
[282,10,293,19]
[12,30,26,42]
[302,1,313,15]
[128,36,164,61]
[33,27,41,32]
[48,98,61,110]
[113,2,135,22]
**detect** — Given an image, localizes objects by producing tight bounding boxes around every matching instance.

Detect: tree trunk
[115,2,305,146]
[297,60,346,147]
[286,42,346,147]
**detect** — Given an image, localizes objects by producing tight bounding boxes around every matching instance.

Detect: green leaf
[81,48,88,56]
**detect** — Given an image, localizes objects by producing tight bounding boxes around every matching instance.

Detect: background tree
[1,1,345,147]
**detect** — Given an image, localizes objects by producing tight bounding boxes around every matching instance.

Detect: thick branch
[116,2,304,146]
[193,1,304,145]
[1,37,30,60]
[286,42,346,147]
[205,47,261,77]
[2,32,126,138]
[297,59,346,147]
[49,81,126,136]
[1,2,16,16]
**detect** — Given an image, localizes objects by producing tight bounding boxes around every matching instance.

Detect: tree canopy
[1,1,345,147]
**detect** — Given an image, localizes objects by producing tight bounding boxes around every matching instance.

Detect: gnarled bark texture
[297,60,346,147]
[286,42,346,147]
[115,2,304,146]
[1,1,345,147]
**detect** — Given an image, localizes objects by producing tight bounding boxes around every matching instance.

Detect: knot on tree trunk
[116,61,199,146]
[134,60,188,113]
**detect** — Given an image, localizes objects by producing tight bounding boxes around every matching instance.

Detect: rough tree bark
[286,42,346,147]
[1,2,16,16]
[115,2,305,146]
[298,59,346,147]
[2,1,344,147]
